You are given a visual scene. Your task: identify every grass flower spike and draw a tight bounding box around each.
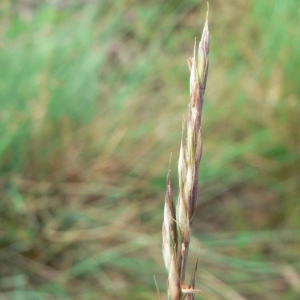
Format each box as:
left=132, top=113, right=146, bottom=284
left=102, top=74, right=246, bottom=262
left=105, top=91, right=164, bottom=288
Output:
left=162, top=8, right=209, bottom=300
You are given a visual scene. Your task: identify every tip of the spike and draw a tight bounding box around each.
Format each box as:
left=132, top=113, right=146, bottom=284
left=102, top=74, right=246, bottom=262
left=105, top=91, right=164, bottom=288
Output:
left=168, top=153, right=172, bottom=168
left=205, top=2, right=209, bottom=25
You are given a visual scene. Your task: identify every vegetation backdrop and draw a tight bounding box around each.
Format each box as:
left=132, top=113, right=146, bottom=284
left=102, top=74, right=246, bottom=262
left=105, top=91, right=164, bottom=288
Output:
left=1, top=0, right=300, bottom=299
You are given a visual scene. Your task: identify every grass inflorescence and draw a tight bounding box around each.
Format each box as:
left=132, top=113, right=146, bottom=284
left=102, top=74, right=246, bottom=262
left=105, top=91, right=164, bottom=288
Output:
left=162, top=10, right=209, bottom=300
left=1, top=1, right=300, bottom=299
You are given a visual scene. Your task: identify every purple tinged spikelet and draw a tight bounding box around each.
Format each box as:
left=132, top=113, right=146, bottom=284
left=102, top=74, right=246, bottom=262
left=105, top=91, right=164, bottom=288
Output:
left=168, top=252, right=181, bottom=299
left=162, top=168, right=177, bottom=272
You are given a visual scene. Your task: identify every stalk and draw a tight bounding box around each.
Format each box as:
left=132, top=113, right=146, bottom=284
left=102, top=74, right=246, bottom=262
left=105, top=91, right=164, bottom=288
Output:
left=162, top=8, right=209, bottom=300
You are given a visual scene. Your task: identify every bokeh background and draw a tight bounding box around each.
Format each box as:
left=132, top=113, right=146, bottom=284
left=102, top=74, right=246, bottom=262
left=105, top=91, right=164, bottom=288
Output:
left=1, top=0, right=300, bottom=299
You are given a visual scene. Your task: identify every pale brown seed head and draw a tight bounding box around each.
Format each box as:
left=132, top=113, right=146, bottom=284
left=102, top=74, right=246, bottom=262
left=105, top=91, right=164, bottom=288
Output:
left=162, top=6, right=209, bottom=299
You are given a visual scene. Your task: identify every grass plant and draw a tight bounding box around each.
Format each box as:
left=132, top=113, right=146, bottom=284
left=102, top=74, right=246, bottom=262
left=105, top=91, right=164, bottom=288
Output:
left=0, top=1, right=300, bottom=299
left=162, top=11, right=209, bottom=299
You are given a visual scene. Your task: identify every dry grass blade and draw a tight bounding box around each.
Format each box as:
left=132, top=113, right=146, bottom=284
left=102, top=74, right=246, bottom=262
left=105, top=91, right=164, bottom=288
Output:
left=162, top=7, right=210, bottom=300
left=201, top=271, right=248, bottom=300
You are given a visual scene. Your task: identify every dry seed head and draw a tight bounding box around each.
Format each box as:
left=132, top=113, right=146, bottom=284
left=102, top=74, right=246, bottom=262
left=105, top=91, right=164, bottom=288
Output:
left=162, top=6, right=209, bottom=299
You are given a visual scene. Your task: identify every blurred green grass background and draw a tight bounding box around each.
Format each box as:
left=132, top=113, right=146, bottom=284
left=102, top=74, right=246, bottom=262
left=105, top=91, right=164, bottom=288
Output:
left=1, top=0, right=300, bottom=299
